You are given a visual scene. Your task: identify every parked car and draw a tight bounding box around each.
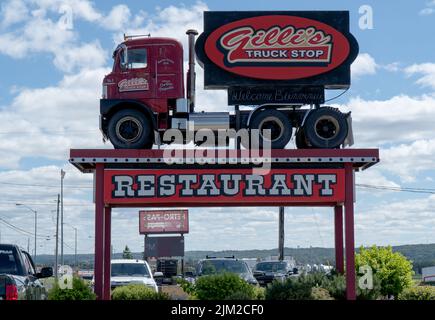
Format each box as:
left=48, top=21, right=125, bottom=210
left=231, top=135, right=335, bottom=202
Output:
left=110, top=259, right=159, bottom=292
left=252, top=260, right=298, bottom=287
left=0, top=244, right=53, bottom=300
left=195, top=256, right=258, bottom=285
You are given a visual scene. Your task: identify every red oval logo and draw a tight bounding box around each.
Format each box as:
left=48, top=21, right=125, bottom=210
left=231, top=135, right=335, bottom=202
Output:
left=204, top=15, right=351, bottom=80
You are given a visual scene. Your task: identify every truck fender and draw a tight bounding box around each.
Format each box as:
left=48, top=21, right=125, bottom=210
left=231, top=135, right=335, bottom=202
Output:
left=246, top=103, right=294, bottom=127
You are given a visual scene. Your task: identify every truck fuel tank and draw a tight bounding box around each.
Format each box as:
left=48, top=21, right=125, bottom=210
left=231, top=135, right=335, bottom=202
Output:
left=188, top=112, right=230, bottom=130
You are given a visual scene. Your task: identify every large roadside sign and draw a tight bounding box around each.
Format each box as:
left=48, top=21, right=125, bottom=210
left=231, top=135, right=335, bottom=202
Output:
left=104, top=168, right=345, bottom=206
left=144, top=236, right=185, bottom=258
left=195, top=11, right=359, bottom=90
left=139, top=210, right=189, bottom=234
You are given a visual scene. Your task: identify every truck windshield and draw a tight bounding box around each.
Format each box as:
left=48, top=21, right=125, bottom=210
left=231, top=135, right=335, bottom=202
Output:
left=122, top=48, right=147, bottom=69
left=111, top=263, right=150, bottom=277
left=254, top=262, right=287, bottom=272
left=0, top=247, right=19, bottom=275
left=199, top=260, right=249, bottom=275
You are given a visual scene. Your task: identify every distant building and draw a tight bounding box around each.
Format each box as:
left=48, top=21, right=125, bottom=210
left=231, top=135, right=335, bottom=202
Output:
left=422, top=266, right=435, bottom=283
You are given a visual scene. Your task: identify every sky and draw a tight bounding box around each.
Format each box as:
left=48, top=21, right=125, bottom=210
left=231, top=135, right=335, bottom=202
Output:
left=0, top=0, right=435, bottom=257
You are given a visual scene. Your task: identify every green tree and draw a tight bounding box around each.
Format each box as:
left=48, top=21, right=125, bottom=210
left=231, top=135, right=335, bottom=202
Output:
left=122, top=245, right=133, bottom=259
left=355, top=245, right=414, bottom=299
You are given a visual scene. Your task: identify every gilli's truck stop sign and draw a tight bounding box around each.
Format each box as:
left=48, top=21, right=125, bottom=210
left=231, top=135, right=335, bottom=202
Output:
left=195, top=11, right=359, bottom=89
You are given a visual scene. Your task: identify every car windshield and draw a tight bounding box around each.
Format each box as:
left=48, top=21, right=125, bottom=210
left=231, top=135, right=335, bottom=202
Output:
left=111, top=263, right=150, bottom=277
left=199, top=260, right=249, bottom=275
left=0, top=248, right=19, bottom=275
left=254, top=262, right=287, bottom=272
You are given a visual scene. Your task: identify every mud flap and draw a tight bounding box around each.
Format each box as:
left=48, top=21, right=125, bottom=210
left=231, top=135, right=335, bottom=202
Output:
left=343, top=112, right=354, bottom=147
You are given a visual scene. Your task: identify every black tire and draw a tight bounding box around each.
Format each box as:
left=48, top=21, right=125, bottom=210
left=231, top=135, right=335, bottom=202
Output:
left=249, top=109, right=292, bottom=149
left=295, top=129, right=311, bottom=149
left=107, top=109, right=153, bottom=149
left=303, top=107, right=348, bottom=149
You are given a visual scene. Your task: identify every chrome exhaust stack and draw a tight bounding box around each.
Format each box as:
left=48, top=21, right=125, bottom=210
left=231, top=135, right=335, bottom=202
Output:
left=186, top=29, right=198, bottom=113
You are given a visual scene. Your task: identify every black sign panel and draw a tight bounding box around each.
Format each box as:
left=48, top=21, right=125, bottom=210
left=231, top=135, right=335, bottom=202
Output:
left=228, top=86, right=325, bottom=105
left=195, top=11, right=359, bottom=90
left=144, top=236, right=184, bottom=257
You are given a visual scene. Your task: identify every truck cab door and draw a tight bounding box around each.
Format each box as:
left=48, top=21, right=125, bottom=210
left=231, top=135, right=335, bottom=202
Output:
left=117, top=45, right=155, bottom=100
left=155, top=43, right=184, bottom=99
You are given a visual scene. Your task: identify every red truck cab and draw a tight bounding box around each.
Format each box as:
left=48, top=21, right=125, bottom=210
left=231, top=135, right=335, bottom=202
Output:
left=100, top=36, right=185, bottom=148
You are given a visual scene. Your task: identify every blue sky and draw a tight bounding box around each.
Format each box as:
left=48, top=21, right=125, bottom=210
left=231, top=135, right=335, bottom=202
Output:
left=1, top=0, right=435, bottom=256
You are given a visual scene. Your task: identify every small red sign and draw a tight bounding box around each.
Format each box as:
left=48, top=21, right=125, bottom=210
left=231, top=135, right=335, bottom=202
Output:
left=104, top=168, right=345, bottom=206
left=139, top=210, right=189, bottom=234
left=204, top=15, right=351, bottom=80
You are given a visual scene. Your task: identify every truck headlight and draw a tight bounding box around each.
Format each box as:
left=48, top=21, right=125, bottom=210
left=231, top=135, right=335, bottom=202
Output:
left=102, top=84, right=108, bottom=99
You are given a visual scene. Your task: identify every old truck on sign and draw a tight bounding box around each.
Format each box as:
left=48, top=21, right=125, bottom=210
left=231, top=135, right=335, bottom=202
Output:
left=99, top=11, right=359, bottom=150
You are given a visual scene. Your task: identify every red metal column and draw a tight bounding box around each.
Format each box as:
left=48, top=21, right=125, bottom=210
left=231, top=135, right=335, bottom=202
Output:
left=334, top=205, right=344, bottom=274
left=103, top=206, right=112, bottom=300
left=344, top=163, right=356, bottom=300
left=94, top=163, right=105, bottom=300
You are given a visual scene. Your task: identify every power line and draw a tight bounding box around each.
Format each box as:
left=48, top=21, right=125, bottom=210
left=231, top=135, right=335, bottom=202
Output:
left=356, top=184, right=435, bottom=194
left=0, top=129, right=99, bottom=135
left=0, top=182, right=92, bottom=189
left=0, top=217, right=51, bottom=239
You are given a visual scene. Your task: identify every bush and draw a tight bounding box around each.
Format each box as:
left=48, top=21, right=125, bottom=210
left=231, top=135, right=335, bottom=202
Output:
left=322, top=274, right=346, bottom=300
left=356, top=245, right=414, bottom=298
left=194, top=273, right=255, bottom=300
left=111, top=284, right=170, bottom=300
left=398, top=286, right=435, bottom=300
left=48, top=277, right=96, bottom=300
left=311, top=287, right=334, bottom=300
left=265, top=274, right=318, bottom=300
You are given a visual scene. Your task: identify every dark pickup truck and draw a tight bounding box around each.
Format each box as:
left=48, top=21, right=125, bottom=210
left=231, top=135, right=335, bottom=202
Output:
left=0, top=244, right=53, bottom=300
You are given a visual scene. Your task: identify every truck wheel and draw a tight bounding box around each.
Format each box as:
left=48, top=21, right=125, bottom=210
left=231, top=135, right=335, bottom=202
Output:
left=107, top=109, right=153, bottom=149
left=250, top=109, right=292, bottom=149
left=303, top=107, right=348, bottom=149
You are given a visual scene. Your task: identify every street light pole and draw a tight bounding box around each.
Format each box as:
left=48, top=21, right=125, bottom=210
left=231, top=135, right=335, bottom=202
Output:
left=16, top=204, right=37, bottom=259
left=61, top=169, right=65, bottom=265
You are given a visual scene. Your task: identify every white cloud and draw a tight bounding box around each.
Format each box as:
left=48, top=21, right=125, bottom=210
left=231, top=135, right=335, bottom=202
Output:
left=0, top=67, right=109, bottom=169
left=53, top=41, right=107, bottom=73
left=419, top=7, right=435, bottom=15
left=352, top=53, right=378, bottom=78
left=405, top=63, right=435, bottom=90
left=419, top=0, right=435, bottom=15
left=0, top=0, right=29, bottom=28
left=29, top=0, right=102, bottom=22
left=100, top=4, right=131, bottom=31
left=341, top=94, right=435, bottom=146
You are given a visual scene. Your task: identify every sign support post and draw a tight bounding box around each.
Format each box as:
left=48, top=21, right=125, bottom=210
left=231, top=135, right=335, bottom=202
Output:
left=94, top=163, right=105, bottom=300
left=278, top=207, right=285, bottom=261
left=344, top=163, right=356, bottom=300
left=334, top=205, right=344, bottom=274
left=103, top=206, right=111, bottom=300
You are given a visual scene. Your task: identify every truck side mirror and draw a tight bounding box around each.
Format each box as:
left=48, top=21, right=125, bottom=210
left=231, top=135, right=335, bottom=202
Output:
left=38, top=267, right=53, bottom=278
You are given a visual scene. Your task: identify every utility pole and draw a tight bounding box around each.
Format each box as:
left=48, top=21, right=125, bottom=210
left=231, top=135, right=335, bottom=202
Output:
left=74, top=227, right=77, bottom=269
left=55, top=194, right=60, bottom=281
left=60, top=169, right=65, bottom=265
left=278, top=207, right=285, bottom=261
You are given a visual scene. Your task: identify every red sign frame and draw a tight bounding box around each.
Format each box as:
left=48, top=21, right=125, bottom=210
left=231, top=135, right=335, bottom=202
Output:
left=205, top=15, right=350, bottom=80
left=104, top=168, right=345, bottom=207
left=139, top=210, right=189, bottom=234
